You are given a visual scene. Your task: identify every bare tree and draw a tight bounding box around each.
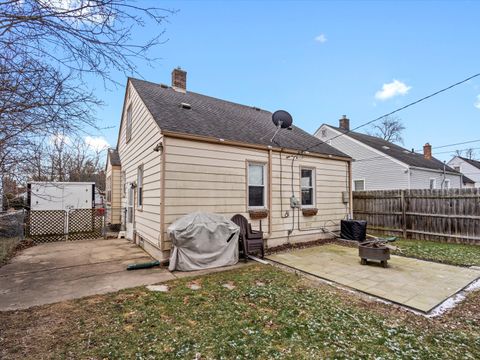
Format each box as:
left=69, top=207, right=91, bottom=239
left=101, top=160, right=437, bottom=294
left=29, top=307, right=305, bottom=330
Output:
left=455, top=148, right=477, bottom=160
left=0, top=0, right=174, bottom=204
left=22, top=134, right=107, bottom=189
left=368, top=116, right=406, bottom=144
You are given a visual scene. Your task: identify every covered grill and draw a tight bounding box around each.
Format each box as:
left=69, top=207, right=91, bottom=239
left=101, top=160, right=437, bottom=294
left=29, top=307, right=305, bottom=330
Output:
left=168, top=212, right=240, bottom=271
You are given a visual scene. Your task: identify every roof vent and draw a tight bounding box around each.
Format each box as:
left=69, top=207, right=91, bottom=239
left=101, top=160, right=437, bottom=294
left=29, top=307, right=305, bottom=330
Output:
left=160, top=83, right=169, bottom=89
left=180, top=102, right=191, bottom=109
left=252, top=106, right=261, bottom=111
left=382, top=145, right=390, bottom=150
left=403, top=150, right=410, bottom=154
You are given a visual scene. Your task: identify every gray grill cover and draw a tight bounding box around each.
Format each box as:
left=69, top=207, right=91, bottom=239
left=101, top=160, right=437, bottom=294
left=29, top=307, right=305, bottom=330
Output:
left=168, top=212, right=240, bottom=271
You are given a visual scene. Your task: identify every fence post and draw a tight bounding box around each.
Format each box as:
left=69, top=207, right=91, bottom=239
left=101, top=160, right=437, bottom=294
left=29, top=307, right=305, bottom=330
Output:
left=401, top=189, right=407, bottom=239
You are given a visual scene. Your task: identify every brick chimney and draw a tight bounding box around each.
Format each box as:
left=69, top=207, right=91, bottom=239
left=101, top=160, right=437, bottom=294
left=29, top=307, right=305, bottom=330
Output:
left=171, top=67, right=186, bottom=92
left=423, top=143, right=432, bottom=160
left=339, top=115, right=350, bottom=131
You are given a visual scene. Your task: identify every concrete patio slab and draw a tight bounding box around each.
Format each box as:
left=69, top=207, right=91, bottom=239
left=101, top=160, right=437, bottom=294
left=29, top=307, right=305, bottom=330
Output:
left=0, top=239, right=175, bottom=311
left=268, top=244, right=480, bottom=313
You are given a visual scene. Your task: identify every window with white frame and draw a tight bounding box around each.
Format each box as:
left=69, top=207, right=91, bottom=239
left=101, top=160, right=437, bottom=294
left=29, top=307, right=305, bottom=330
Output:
left=126, top=105, right=132, bottom=142
left=354, top=179, right=365, bottom=191
left=429, top=178, right=436, bottom=190
left=137, top=165, right=143, bottom=208
left=127, top=186, right=133, bottom=223
left=301, top=168, right=315, bottom=206
left=444, top=179, right=451, bottom=189
left=248, top=163, right=265, bottom=208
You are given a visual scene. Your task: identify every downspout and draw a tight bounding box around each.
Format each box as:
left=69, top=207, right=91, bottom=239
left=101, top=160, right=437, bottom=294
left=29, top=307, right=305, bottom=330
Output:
left=441, top=161, right=446, bottom=189
left=279, top=149, right=289, bottom=219
left=348, top=160, right=353, bottom=219
left=287, top=155, right=297, bottom=236
left=160, top=136, right=167, bottom=250
left=267, top=148, right=272, bottom=237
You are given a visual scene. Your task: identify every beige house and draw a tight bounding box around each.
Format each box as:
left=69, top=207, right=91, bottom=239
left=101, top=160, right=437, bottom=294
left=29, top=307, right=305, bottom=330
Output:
left=106, top=68, right=352, bottom=261
left=105, top=149, right=122, bottom=229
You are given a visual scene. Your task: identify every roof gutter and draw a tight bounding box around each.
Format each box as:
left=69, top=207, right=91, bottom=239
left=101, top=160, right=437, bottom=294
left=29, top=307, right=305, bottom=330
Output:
left=408, top=165, right=461, bottom=176
left=161, top=130, right=352, bottom=162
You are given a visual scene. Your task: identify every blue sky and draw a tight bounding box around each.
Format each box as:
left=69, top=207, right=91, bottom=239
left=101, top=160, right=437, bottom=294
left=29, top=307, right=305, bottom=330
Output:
left=92, top=0, right=480, bottom=162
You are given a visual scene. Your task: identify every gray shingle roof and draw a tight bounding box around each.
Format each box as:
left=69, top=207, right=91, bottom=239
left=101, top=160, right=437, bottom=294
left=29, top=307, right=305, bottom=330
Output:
left=129, top=78, right=349, bottom=159
left=327, top=125, right=459, bottom=173
left=108, top=149, right=121, bottom=166
left=458, top=156, right=480, bottom=170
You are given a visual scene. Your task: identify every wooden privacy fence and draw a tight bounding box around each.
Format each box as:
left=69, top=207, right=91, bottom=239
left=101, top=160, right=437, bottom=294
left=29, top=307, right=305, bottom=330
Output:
left=353, top=188, right=480, bottom=244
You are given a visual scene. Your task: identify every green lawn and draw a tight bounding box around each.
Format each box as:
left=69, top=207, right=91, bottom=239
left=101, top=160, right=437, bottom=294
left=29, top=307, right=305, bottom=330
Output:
left=1, top=264, right=479, bottom=359
left=393, top=239, right=480, bottom=267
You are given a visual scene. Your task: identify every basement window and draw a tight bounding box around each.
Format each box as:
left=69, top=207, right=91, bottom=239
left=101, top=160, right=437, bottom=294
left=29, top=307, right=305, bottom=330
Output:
left=248, top=163, right=266, bottom=208
left=301, top=168, right=315, bottom=207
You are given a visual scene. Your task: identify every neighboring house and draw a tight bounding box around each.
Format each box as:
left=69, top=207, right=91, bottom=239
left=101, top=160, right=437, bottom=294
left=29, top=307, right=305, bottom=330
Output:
left=106, top=68, right=352, bottom=261
left=314, top=117, right=464, bottom=191
left=447, top=156, right=480, bottom=188
left=105, top=149, right=122, bottom=229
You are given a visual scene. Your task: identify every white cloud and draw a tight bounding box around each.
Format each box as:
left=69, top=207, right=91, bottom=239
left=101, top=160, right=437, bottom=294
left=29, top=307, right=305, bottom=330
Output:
left=475, top=95, right=480, bottom=109
left=85, top=136, right=109, bottom=151
left=374, top=80, right=412, bottom=101
left=314, top=34, right=327, bottom=43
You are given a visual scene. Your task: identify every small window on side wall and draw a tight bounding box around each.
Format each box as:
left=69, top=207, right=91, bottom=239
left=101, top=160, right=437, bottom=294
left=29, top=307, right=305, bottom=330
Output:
left=354, top=179, right=365, bottom=191
left=248, top=163, right=265, bottom=208
left=444, top=179, right=450, bottom=189
left=301, top=168, right=315, bottom=207
left=137, top=165, right=143, bottom=208
left=126, top=105, right=132, bottom=142
left=429, top=178, right=436, bottom=190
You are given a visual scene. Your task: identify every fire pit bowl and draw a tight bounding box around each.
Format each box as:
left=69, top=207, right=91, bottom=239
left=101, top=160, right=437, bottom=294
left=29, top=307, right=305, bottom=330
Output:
left=359, top=243, right=390, bottom=268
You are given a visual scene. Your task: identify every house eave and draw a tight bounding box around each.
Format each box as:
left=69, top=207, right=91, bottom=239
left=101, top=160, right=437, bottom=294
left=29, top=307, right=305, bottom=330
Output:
left=408, top=165, right=461, bottom=176
left=161, top=130, right=352, bottom=162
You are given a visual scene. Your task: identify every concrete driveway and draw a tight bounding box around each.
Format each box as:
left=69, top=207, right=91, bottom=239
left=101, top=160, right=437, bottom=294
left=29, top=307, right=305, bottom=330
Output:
left=0, top=239, right=175, bottom=311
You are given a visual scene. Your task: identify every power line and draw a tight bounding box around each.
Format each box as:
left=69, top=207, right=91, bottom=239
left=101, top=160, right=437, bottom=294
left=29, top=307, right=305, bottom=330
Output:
left=434, top=146, right=480, bottom=155
left=303, top=72, right=480, bottom=153
left=414, top=138, right=480, bottom=152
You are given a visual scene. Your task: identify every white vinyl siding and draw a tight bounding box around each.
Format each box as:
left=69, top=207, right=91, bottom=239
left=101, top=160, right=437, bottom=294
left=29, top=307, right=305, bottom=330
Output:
left=447, top=156, right=480, bottom=187
left=410, top=168, right=461, bottom=190
left=315, top=125, right=409, bottom=190
left=117, top=82, right=163, bottom=250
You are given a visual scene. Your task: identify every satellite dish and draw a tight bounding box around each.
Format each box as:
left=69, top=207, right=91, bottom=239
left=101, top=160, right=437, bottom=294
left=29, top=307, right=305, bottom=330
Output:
left=272, top=110, right=293, bottom=129
left=270, top=110, right=293, bottom=143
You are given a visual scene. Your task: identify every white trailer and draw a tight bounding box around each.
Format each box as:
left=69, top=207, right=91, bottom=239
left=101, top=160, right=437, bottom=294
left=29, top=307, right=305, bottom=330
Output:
left=27, top=182, right=98, bottom=239
left=28, top=182, right=95, bottom=211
